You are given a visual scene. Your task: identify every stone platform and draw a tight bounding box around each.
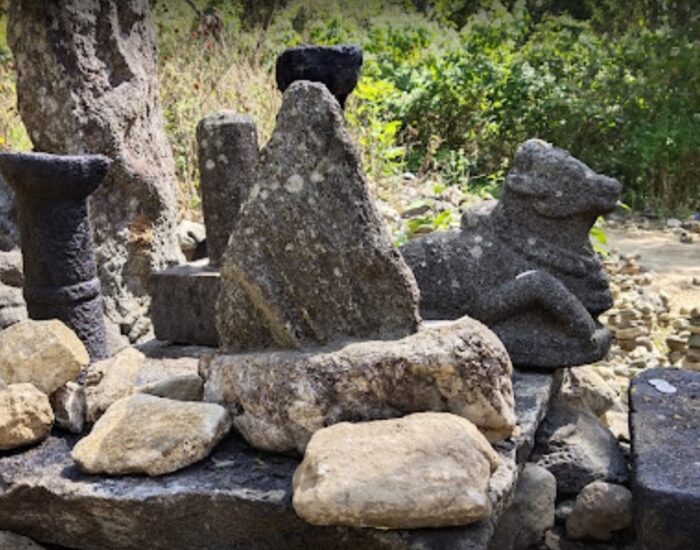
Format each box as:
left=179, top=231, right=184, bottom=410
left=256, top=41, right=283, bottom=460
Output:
left=0, top=372, right=553, bottom=550
left=630, top=367, right=700, bottom=550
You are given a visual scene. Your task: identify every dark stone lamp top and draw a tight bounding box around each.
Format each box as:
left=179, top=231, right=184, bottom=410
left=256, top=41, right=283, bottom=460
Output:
left=275, top=44, right=363, bottom=108
left=0, top=152, right=111, bottom=200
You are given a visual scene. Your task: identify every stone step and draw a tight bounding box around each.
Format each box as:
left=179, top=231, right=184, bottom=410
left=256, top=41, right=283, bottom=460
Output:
left=0, top=370, right=553, bottom=550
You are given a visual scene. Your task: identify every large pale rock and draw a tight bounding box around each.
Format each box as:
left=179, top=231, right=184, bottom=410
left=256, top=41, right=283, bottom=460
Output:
left=293, top=413, right=500, bottom=529
left=217, top=80, right=420, bottom=351
left=202, top=316, right=515, bottom=453
left=489, top=464, right=556, bottom=550
left=532, top=400, right=628, bottom=496
left=566, top=481, right=632, bottom=541
left=72, top=394, right=230, bottom=476
left=0, top=383, right=54, bottom=450
left=8, top=0, right=182, bottom=340
left=0, top=319, right=88, bottom=395
left=85, top=347, right=203, bottom=423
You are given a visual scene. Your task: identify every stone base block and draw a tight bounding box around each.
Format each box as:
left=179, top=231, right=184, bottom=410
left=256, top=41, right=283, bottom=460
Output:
left=0, top=371, right=553, bottom=550
left=149, top=260, right=220, bottom=347
left=630, top=367, right=700, bottom=550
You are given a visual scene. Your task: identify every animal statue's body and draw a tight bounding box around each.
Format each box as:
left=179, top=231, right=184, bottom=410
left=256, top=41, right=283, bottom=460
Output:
left=402, top=139, right=622, bottom=368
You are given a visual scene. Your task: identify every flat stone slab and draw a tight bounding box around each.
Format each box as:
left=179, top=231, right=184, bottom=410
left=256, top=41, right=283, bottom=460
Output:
left=630, top=367, right=700, bottom=550
left=149, top=260, right=220, bottom=347
left=0, top=370, right=553, bottom=550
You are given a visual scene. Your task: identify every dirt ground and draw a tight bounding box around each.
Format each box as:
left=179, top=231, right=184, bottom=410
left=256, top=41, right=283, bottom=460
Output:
left=607, top=228, right=700, bottom=311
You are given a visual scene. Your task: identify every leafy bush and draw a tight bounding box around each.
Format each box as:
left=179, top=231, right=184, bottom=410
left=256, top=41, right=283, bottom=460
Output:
left=0, top=0, right=697, bottom=215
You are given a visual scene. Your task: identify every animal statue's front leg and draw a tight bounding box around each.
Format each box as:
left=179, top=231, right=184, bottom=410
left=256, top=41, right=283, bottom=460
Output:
left=470, top=269, right=597, bottom=338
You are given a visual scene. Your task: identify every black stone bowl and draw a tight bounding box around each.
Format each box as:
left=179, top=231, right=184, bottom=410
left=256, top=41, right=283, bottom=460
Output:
left=0, top=151, right=111, bottom=199
left=275, top=45, right=363, bottom=108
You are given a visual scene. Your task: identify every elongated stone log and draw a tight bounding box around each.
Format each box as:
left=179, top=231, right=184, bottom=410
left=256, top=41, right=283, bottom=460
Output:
left=0, top=152, right=111, bottom=361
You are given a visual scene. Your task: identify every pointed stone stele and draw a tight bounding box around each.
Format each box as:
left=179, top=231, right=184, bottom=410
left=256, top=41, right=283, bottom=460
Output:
left=292, top=413, right=501, bottom=529
left=217, top=80, right=420, bottom=351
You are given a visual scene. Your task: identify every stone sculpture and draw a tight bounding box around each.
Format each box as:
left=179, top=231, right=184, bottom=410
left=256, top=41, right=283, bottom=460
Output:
left=217, top=81, right=420, bottom=351
left=0, top=152, right=110, bottom=360
left=276, top=45, right=363, bottom=108
left=402, top=139, right=622, bottom=367
left=8, top=0, right=182, bottom=342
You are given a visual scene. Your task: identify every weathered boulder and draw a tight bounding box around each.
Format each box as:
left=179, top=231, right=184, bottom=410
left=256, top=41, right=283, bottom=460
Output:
left=276, top=45, right=363, bottom=108
left=202, top=316, right=515, bottom=453
left=0, top=319, right=88, bottom=395
left=293, top=413, right=500, bottom=529
left=630, top=367, right=700, bottom=550
left=50, top=381, right=86, bottom=434
left=217, top=80, right=420, bottom=351
left=402, top=139, right=620, bottom=368
left=565, top=481, right=632, bottom=542
left=559, top=366, right=617, bottom=416
left=72, top=394, right=230, bottom=476
left=532, top=400, right=628, bottom=496
left=85, top=346, right=203, bottom=423
left=8, top=0, right=182, bottom=340
left=0, top=383, right=54, bottom=450
left=0, top=250, right=25, bottom=329
left=489, top=464, right=556, bottom=550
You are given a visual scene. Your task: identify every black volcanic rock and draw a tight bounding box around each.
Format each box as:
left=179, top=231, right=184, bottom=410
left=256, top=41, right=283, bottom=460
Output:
left=276, top=45, right=363, bottom=107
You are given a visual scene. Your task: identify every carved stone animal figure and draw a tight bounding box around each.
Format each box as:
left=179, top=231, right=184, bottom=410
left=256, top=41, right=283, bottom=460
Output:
left=401, top=139, right=622, bottom=368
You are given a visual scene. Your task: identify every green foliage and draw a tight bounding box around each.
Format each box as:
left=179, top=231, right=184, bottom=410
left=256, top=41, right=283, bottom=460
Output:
left=0, top=0, right=697, bottom=216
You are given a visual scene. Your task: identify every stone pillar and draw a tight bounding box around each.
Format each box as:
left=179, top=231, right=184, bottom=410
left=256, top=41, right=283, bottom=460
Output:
left=196, top=113, right=259, bottom=266
left=8, top=0, right=182, bottom=342
left=0, top=152, right=110, bottom=361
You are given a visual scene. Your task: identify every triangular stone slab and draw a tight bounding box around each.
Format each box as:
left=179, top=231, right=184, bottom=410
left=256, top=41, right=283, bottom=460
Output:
left=217, top=81, right=420, bottom=351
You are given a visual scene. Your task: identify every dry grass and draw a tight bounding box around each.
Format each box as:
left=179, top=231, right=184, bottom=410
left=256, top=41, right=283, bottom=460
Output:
left=158, top=31, right=281, bottom=220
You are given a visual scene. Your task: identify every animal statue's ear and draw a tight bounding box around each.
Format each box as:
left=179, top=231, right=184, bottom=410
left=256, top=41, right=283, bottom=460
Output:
left=505, top=172, right=546, bottom=197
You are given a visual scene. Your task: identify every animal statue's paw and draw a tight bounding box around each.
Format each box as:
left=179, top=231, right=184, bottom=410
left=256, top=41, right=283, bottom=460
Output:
left=493, top=319, right=612, bottom=369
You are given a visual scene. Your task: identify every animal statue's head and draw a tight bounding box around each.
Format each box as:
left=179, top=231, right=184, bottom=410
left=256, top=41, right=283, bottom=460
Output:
left=503, top=139, right=622, bottom=219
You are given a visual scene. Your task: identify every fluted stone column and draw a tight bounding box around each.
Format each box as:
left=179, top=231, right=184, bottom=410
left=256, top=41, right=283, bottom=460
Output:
left=0, top=152, right=110, bottom=360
